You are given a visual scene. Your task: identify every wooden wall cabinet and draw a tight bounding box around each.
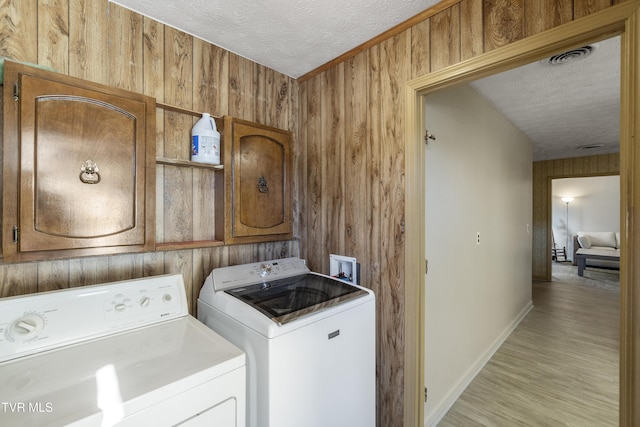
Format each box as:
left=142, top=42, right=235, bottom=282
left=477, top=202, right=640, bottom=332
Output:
left=2, top=60, right=156, bottom=262
left=221, top=117, right=292, bottom=244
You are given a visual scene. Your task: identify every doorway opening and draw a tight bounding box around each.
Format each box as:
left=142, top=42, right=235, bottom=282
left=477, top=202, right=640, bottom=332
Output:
left=404, top=2, right=640, bottom=425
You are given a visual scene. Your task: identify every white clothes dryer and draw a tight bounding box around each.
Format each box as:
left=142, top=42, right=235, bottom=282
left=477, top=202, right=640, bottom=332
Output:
left=0, top=274, right=246, bottom=427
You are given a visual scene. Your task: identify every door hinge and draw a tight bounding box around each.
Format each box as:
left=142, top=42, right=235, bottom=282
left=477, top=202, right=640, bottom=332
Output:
left=424, top=387, right=428, bottom=402
left=12, top=226, right=18, bottom=244
left=425, top=129, right=436, bottom=144
left=13, top=83, right=19, bottom=101
left=425, top=259, right=428, bottom=275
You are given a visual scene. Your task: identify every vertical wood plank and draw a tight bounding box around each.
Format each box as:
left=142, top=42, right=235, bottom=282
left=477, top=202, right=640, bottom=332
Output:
left=228, top=54, right=254, bottom=119
left=254, top=64, right=267, bottom=124
left=107, top=3, right=143, bottom=92
left=69, top=256, right=110, bottom=287
left=163, top=27, right=193, bottom=243
left=0, top=264, right=37, bottom=297
left=143, top=252, right=165, bottom=277
left=37, top=260, right=70, bottom=292
left=228, top=244, right=258, bottom=266
left=192, top=169, right=216, bottom=241
left=0, top=0, right=37, bottom=63
left=212, top=45, right=230, bottom=117
left=461, top=0, right=484, bottom=61
left=296, top=81, right=308, bottom=250
left=344, top=52, right=369, bottom=274
left=574, top=0, right=614, bottom=19
left=367, top=42, right=384, bottom=424
left=321, top=63, right=346, bottom=262
left=164, top=27, right=193, bottom=109
left=191, top=248, right=206, bottom=316
left=305, top=75, right=323, bottom=271
left=430, top=4, right=461, bottom=72
left=163, top=27, right=192, bottom=166
left=193, top=38, right=225, bottom=115
left=143, top=17, right=165, bottom=243
left=107, top=254, right=143, bottom=282
left=483, top=0, right=525, bottom=52
left=267, top=68, right=291, bottom=130
left=143, top=18, right=165, bottom=100
left=379, top=30, right=411, bottom=427
left=289, top=76, right=301, bottom=241
left=192, top=38, right=221, bottom=242
left=524, top=0, right=573, bottom=37
left=69, top=0, right=108, bottom=83
left=411, top=20, right=430, bottom=78
left=164, top=166, right=194, bottom=242
left=38, top=0, right=69, bottom=73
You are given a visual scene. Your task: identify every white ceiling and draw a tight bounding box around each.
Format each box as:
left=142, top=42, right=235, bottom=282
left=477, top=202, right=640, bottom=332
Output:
left=109, top=0, right=440, bottom=79
left=471, top=36, right=620, bottom=161
left=109, top=0, right=620, bottom=162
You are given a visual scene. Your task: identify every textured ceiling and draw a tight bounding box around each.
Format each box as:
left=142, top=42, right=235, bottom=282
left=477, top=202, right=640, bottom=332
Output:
left=108, top=1, right=620, bottom=162
left=109, top=0, right=440, bottom=78
left=471, top=36, right=620, bottom=162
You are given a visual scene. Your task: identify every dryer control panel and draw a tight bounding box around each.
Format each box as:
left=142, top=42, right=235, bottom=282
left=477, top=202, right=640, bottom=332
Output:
left=0, top=274, right=188, bottom=363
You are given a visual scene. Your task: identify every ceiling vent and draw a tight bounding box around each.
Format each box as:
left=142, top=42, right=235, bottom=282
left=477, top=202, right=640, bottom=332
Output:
left=547, top=46, right=594, bottom=65
left=576, top=143, right=605, bottom=150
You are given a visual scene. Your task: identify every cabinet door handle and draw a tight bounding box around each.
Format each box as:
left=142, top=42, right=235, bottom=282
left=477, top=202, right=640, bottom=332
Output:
left=79, top=159, right=101, bottom=184
left=258, top=176, right=269, bottom=193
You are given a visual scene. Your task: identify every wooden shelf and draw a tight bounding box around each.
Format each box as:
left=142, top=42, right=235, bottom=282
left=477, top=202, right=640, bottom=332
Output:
left=156, top=101, right=221, bottom=120
left=156, top=157, right=224, bottom=170
left=155, top=239, right=225, bottom=251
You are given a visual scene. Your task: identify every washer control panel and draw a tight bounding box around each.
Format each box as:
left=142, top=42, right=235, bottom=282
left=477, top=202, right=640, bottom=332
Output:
left=212, top=257, right=310, bottom=291
left=0, top=274, right=188, bottom=363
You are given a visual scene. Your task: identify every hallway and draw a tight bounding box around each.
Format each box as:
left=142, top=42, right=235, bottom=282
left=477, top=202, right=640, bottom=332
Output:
left=438, top=279, right=619, bottom=426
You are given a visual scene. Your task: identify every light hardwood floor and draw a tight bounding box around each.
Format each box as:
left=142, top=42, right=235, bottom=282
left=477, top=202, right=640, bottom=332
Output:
left=438, top=279, right=619, bottom=426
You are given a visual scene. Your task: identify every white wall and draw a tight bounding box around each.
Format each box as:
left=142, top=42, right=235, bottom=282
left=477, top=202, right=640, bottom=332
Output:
left=552, top=176, right=620, bottom=260
left=424, top=84, right=533, bottom=425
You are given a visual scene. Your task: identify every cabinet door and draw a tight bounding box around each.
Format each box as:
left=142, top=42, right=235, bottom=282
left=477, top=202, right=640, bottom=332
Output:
left=224, top=118, right=292, bottom=244
left=2, top=60, right=155, bottom=262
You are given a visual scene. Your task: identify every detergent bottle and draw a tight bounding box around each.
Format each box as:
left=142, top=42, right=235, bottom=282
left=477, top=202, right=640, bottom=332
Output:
left=191, top=113, right=220, bottom=164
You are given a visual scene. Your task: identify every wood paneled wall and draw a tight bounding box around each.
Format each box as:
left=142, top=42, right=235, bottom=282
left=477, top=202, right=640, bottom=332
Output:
left=0, top=0, right=300, bottom=315
left=297, top=0, right=624, bottom=425
left=532, top=153, right=620, bottom=280
left=0, top=0, right=628, bottom=425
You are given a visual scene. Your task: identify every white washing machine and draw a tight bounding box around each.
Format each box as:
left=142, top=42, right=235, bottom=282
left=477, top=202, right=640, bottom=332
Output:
left=0, top=274, right=246, bottom=427
left=197, top=257, right=375, bottom=427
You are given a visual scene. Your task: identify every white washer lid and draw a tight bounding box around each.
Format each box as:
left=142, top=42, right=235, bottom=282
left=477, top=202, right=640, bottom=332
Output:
left=0, top=316, right=244, bottom=426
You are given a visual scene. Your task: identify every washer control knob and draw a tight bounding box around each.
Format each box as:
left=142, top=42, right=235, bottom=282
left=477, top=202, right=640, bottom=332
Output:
left=140, top=296, right=151, bottom=307
left=163, top=294, right=172, bottom=303
left=115, top=303, right=126, bottom=312
left=259, top=263, right=272, bottom=277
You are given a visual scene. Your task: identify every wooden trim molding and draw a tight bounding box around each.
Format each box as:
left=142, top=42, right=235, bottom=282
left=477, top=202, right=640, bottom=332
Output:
left=404, top=1, right=640, bottom=425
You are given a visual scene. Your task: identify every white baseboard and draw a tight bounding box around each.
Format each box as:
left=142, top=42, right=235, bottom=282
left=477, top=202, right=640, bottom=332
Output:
left=424, top=300, right=534, bottom=427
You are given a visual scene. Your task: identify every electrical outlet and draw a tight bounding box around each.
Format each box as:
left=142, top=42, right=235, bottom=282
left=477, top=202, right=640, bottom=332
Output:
left=476, top=232, right=480, bottom=245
